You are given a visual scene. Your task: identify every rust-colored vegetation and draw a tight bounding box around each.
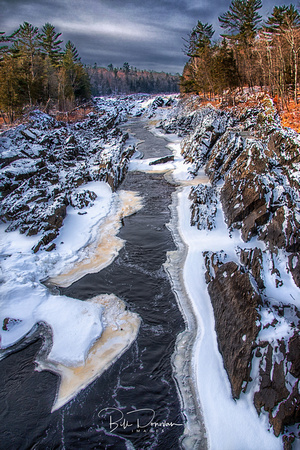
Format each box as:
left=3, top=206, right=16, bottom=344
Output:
left=279, top=99, right=300, bottom=133
left=54, top=105, right=97, bottom=123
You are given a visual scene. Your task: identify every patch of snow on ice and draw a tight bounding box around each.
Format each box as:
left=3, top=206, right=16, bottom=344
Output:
left=36, top=294, right=103, bottom=366
left=0, top=181, right=115, bottom=366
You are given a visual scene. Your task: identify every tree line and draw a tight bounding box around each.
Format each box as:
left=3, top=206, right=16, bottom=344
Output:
left=0, top=22, right=91, bottom=122
left=181, top=0, right=300, bottom=107
left=88, top=63, right=180, bottom=96
left=0, top=22, right=179, bottom=123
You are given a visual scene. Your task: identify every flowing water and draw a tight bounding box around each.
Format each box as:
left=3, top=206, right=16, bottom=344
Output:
left=0, top=117, right=192, bottom=449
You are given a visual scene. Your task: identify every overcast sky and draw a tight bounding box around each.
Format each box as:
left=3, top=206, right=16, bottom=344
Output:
left=0, top=0, right=289, bottom=74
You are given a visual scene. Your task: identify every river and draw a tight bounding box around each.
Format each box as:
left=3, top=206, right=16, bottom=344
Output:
left=0, top=116, right=204, bottom=449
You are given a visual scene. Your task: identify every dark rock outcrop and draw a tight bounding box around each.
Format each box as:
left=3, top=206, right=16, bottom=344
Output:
left=239, top=247, right=265, bottom=290
left=271, top=381, right=300, bottom=437
left=149, top=155, right=174, bottom=165
left=204, top=255, right=261, bottom=398
left=254, top=343, right=290, bottom=429
left=287, top=333, right=300, bottom=378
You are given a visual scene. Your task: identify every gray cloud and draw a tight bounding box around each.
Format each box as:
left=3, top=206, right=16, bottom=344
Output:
left=0, top=0, right=290, bottom=74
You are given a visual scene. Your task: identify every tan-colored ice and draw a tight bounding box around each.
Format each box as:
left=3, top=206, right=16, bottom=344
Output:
left=36, top=294, right=141, bottom=411
left=39, top=190, right=143, bottom=411
left=49, top=190, right=143, bottom=288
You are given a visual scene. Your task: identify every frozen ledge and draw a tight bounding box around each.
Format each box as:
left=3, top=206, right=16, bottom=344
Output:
left=164, top=187, right=208, bottom=450
left=36, top=294, right=141, bottom=411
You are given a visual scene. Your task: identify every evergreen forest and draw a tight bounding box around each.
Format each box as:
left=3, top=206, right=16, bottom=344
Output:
left=0, top=22, right=91, bottom=122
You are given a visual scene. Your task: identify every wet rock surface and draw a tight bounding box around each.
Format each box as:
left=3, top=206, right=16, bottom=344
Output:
left=161, top=95, right=300, bottom=444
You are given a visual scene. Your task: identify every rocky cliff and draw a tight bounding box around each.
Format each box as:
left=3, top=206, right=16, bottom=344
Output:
left=161, top=94, right=300, bottom=447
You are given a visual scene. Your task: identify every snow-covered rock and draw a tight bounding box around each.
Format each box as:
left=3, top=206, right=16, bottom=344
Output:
left=167, top=94, right=300, bottom=443
left=0, top=105, right=134, bottom=252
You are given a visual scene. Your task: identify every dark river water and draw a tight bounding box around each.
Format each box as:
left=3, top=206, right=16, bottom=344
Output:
left=0, top=118, right=186, bottom=449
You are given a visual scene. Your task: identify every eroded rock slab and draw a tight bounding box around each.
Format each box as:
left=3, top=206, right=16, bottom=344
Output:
left=204, top=254, right=261, bottom=398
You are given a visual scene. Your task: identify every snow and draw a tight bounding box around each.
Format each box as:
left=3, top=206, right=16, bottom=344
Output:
left=129, top=156, right=174, bottom=173
left=39, top=295, right=103, bottom=366
left=102, top=99, right=282, bottom=447
left=51, top=181, right=113, bottom=274
left=261, top=248, right=300, bottom=309
left=44, top=294, right=141, bottom=411
left=49, top=189, right=143, bottom=288
left=0, top=181, right=114, bottom=365
left=121, top=100, right=285, bottom=446
left=0, top=94, right=170, bottom=368
left=1, top=94, right=297, bottom=443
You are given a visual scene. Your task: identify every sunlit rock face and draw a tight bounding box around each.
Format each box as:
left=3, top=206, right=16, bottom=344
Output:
left=162, top=94, right=300, bottom=442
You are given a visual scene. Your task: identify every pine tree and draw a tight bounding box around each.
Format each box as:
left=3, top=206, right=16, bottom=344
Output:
left=0, top=32, right=9, bottom=60
left=64, top=40, right=80, bottom=63
left=184, top=21, right=214, bottom=57
left=211, top=39, right=239, bottom=96
left=13, top=22, right=41, bottom=70
left=122, top=62, right=130, bottom=73
left=39, top=23, right=63, bottom=66
left=12, top=22, right=43, bottom=105
left=219, top=0, right=262, bottom=88
left=59, top=41, right=90, bottom=108
left=219, top=0, right=262, bottom=46
left=182, top=21, right=215, bottom=96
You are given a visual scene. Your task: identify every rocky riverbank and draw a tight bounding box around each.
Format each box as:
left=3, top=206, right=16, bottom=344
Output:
left=0, top=95, right=175, bottom=253
left=160, top=94, right=300, bottom=448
